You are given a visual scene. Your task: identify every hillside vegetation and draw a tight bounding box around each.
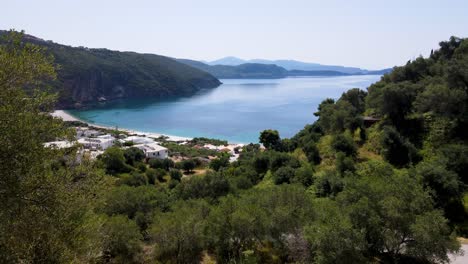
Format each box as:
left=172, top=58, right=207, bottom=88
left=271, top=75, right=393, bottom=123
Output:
left=1, top=31, right=467, bottom=263
left=0, top=30, right=221, bottom=109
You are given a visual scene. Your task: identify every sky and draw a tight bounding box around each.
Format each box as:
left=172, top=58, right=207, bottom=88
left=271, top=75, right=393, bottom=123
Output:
left=1, top=0, right=467, bottom=69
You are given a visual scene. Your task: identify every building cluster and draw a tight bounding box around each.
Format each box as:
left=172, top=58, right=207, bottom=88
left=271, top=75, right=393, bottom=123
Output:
left=44, top=127, right=168, bottom=160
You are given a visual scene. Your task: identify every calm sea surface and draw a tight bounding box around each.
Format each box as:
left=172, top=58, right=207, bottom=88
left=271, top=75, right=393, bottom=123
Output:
left=68, top=76, right=381, bottom=143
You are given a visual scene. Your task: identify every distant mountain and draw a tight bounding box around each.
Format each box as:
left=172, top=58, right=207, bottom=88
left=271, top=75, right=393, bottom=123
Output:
left=208, top=56, right=390, bottom=75
left=209, top=56, right=247, bottom=66
left=178, top=59, right=288, bottom=79
left=0, top=30, right=221, bottom=109
left=179, top=59, right=391, bottom=79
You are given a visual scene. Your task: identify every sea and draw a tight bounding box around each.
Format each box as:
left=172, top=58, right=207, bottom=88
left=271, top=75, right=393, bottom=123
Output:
left=68, top=75, right=381, bottom=143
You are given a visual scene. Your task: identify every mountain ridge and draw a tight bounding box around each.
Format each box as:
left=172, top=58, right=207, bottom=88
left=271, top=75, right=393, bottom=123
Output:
left=0, top=30, right=222, bottom=109
left=178, top=58, right=391, bottom=79
left=208, top=56, right=389, bottom=74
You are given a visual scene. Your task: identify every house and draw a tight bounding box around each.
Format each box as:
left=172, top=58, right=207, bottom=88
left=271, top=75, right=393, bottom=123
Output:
left=78, top=136, right=115, bottom=150
left=97, top=134, right=118, bottom=144
left=134, top=143, right=168, bottom=159
left=76, top=127, right=103, bottom=138
left=122, top=136, right=155, bottom=145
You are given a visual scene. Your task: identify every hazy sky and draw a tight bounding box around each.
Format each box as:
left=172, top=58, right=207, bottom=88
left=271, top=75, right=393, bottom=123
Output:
left=1, top=0, right=467, bottom=69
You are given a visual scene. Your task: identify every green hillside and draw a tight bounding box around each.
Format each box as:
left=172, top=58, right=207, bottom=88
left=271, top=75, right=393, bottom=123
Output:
left=178, top=59, right=289, bottom=78
left=2, top=30, right=468, bottom=263
left=0, top=30, right=221, bottom=108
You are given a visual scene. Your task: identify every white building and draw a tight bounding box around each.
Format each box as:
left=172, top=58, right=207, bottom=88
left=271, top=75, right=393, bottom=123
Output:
left=76, top=127, right=103, bottom=138
left=134, top=143, right=168, bottom=159
left=78, top=136, right=115, bottom=150
left=123, top=136, right=155, bottom=145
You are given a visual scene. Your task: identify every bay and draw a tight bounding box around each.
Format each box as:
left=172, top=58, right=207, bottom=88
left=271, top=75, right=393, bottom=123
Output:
left=68, top=75, right=381, bottom=143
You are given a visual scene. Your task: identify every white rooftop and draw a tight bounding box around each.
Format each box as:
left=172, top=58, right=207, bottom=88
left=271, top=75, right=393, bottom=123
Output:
left=124, top=136, right=155, bottom=144
left=134, top=142, right=167, bottom=152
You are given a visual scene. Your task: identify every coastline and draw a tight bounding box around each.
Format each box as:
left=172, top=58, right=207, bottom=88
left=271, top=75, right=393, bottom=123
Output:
left=51, top=110, right=193, bottom=142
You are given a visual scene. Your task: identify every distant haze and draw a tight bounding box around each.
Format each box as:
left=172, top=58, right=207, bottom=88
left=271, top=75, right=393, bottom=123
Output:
left=207, top=57, right=373, bottom=73
left=1, top=0, right=467, bottom=69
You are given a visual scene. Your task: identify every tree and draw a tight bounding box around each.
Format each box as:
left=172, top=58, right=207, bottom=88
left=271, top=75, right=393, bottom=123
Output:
left=175, top=172, right=230, bottom=201
left=305, top=199, right=366, bottom=264
left=169, top=169, right=183, bottom=181
left=210, top=155, right=230, bottom=171
left=151, top=200, right=209, bottom=263
left=207, top=185, right=314, bottom=262
left=99, top=185, right=171, bottom=227
left=123, top=147, right=145, bottom=166
left=119, top=172, right=148, bottom=187
left=292, top=164, right=314, bottom=187
left=149, top=159, right=164, bottom=169
left=380, top=126, right=420, bottom=167
left=162, top=158, right=175, bottom=171
left=336, top=163, right=460, bottom=262
left=154, top=168, right=167, bottom=182
left=101, top=216, right=143, bottom=263
left=331, top=133, right=357, bottom=157
left=339, top=88, right=367, bottom=114
left=315, top=99, right=362, bottom=133
left=182, top=159, right=196, bottom=173
left=415, top=160, right=463, bottom=222
left=100, top=147, right=132, bottom=175
left=272, top=166, right=295, bottom=184
left=252, top=154, right=270, bottom=174
left=145, top=168, right=157, bottom=185
left=259, top=129, right=281, bottom=149
left=0, top=30, right=104, bottom=262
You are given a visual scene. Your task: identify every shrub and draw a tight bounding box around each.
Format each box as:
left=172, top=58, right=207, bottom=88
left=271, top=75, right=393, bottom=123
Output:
left=101, top=216, right=143, bottom=262
left=273, top=166, right=295, bottom=185
left=169, top=169, right=183, bottom=181
left=119, top=172, right=148, bottom=187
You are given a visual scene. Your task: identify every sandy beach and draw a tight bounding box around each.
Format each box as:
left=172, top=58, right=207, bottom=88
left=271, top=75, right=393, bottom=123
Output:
left=51, top=110, right=192, bottom=142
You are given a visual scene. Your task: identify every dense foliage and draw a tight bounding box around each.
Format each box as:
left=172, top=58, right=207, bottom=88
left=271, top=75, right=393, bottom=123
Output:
left=1, top=31, right=467, bottom=263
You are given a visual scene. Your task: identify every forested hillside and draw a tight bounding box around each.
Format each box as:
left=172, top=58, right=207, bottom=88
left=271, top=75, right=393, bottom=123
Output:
left=0, top=30, right=221, bottom=109
left=1, top=31, right=467, bottom=263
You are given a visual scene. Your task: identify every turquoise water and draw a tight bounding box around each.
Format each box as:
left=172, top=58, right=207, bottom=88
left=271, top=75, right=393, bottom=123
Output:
left=69, top=76, right=381, bottom=143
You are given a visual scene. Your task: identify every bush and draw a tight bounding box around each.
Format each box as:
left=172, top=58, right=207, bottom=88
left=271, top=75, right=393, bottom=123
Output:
left=253, top=154, right=270, bottom=174
left=154, top=168, right=167, bottom=182
left=149, top=159, right=164, bottom=170
left=123, top=147, right=145, bottom=166
left=99, top=147, right=133, bottom=175
left=175, top=172, right=230, bottom=201
left=292, top=164, right=314, bottom=187
left=336, top=152, right=356, bottom=175
left=119, top=172, right=148, bottom=187
left=331, top=134, right=357, bottom=157
left=170, top=169, right=183, bottom=181
left=135, top=162, right=147, bottom=172
left=381, top=126, right=420, bottom=167
left=101, top=216, right=143, bottom=262
left=273, top=166, right=295, bottom=185
left=145, top=168, right=157, bottom=185
left=150, top=158, right=175, bottom=171
left=210, top=155, right=230, bottom=171
left=181, top=159, right=196, bottom=173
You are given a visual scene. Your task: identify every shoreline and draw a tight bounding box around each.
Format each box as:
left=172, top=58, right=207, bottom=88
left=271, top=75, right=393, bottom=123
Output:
left=51, top=110, right=193, bottom=142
